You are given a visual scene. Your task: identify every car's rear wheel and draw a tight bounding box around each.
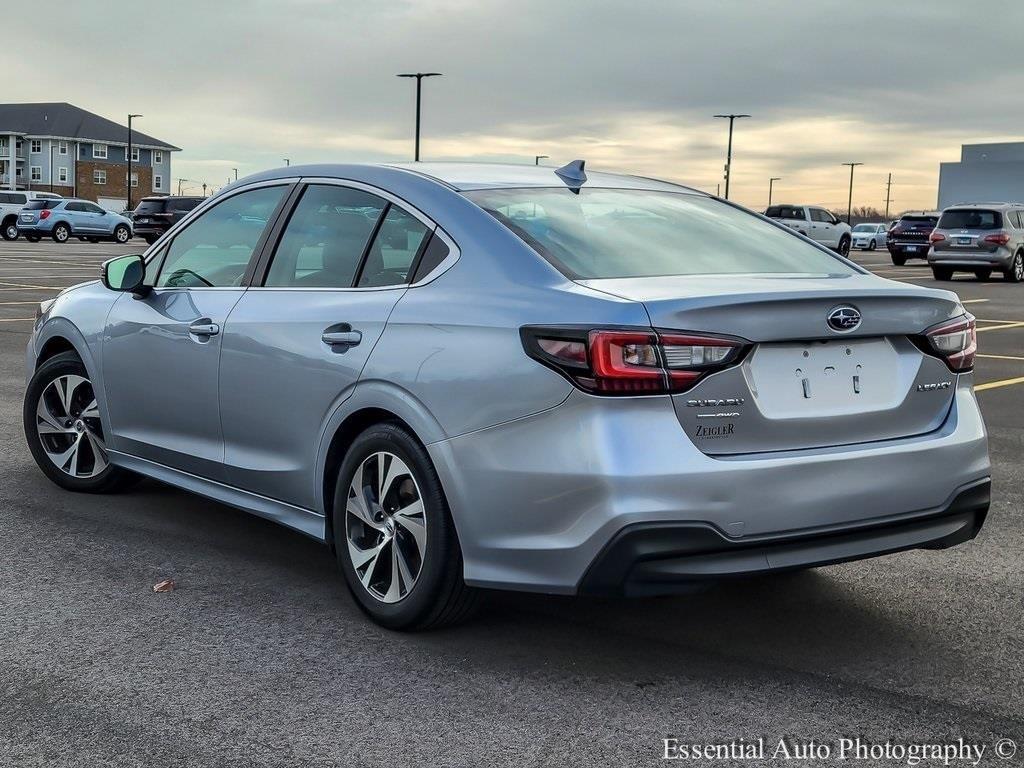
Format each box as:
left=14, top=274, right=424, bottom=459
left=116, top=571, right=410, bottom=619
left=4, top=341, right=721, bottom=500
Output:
left=144, top=235, right=159, bottom=246
left=52, top=223, right=70, bottom=243
left=23, top=352, right=137, bottom=493
left=3, top=218, right=19, bottom=241
left=25, top=235, right=40, bottom=242
left=333, top=422, right=479, bottom=630
left=1005, top=252, right=1024, bottom=283
left=932, top=266, right=953, bottom=281
left=891, top=254, right=906, bottom=267
left=113, top=224, right=131, bottom=244
left=974, top=269, right=992, bottom=281
left=837, top=236, right=851, bottom=257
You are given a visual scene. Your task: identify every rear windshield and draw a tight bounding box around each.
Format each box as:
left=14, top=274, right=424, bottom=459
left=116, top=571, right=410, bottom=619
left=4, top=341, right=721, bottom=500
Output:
left=899, top=216, right=938, bottom=226
left=169, top=198, right=202, bottom=212
left=765, top=205, right=804, bottom=220
left=25, top=200, right=61, bottom=210
left=466, top=188, right=853, bottom=279
left=134, top=199, right=167, bottom=214
left=938, top=209, right=1002, bottom=230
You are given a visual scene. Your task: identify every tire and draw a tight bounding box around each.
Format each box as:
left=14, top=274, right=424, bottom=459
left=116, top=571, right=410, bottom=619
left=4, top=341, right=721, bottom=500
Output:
left=1005, top=252, right=1024, bottom=283
left=333, top=422, right=479, bottom=630
left=869, top=239, right=877, bottom=251
left=2, top=218, right=19, bottom=241
left=113, top=224, right=131, bottom=244
left=25, top=235, right=40, bottom=243
left=974, top=269, right=992, bottom=281
left=891, top=254, right=906, bottom=267
left=52, top=223, right=70, bottom=243
left=837, top=236, right=851, bottom=257
left=144, top=235, right=159, bottom=246
left=23, top=351, right=137, bottom=493
left=932, top=266, right=953, bottom=281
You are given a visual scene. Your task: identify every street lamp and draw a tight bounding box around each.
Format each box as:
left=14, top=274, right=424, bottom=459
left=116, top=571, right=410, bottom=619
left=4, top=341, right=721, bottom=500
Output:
left=534, top=155, right=549, bottom=166
left=768, top=177, right=781, bottom=207
left=232, top=168, right=238, bottom=181
left=397, top=72, right=443, bottom=161
left=127, top=114, right=142, bottom=211
left=713, top=113, right=750, bottom=200
left=283, top=158, right=290, bottom=167
left=842, top=162, right=864, bottom=224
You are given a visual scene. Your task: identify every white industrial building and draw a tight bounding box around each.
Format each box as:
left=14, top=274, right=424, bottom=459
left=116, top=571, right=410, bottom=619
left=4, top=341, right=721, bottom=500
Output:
left=937, top=142, right=1024, bottom=208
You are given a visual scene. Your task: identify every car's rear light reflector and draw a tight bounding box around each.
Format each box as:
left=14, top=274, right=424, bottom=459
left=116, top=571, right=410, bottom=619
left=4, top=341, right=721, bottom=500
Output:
left=929, top=232, right=945, bottom=243
left=982, top=233, right=1010, bottom=246
left=521, top=326, right=749, bottom=396
left=923, top=314, right=976, bottom=372
left=39, top=210, right=51, bottom=220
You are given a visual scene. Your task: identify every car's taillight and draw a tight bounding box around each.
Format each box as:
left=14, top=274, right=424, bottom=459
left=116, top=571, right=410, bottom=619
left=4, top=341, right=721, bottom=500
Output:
left=982, top=232, right=1010, bottom=246
left=929, top=231, right=945, bottom=243
left=40, top=210, right=51, bottom=220
left=922, top=314, right=976, bottom=372
left=522, top=326, right=749, bottom=395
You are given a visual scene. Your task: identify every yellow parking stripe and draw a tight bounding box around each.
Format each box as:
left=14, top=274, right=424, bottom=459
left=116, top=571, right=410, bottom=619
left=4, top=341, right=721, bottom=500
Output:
left=976, top=321, right=1024, bottom=333
left=0, top=317, right=34, bottom=322
left=961, top=299, right=989, bottom=304
left=977, top=353, right=1024, bottom=362
left=974, top=376, right=1024, bottom=392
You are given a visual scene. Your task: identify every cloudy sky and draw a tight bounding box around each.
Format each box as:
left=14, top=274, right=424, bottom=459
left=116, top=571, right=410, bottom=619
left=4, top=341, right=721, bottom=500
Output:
left=10, top=0, right=1022, bottom=211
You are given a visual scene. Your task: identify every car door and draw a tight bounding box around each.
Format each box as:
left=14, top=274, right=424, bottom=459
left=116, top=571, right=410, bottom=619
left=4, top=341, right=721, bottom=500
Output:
left=79, top=201, right=107, bottom=233
left=809, top=208, right=836, bottom=246
left=102, top=182, right=291, bottom=480
left=218, top=181, right=434, bottom=509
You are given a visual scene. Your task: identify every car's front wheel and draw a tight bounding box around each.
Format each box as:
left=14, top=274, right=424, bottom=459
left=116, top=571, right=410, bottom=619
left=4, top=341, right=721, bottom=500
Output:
left=3, top=219, right=19, bottom=241
left=144, top=235, right=159, bottom=246
left=891, top=254, right=907, bottom=266
left=837, top=236, right=851, bottom=257
left=23, top=352, right=137, bottom=493
left=333, top=422, right=479, bottom=630
left=51, top=223, right=70, bottom=243
left=25, top=235, right=40, bottom=243
left=1005, top=252, right=1024, bottom=283
left=113, top=224, right=131, bottom=244
left=869, top=239, right=877, bottom=251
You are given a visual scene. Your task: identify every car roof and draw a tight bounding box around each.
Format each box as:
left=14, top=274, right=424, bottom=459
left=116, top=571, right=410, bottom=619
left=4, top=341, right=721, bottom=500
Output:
left=235, top=162, right=706, bottom=195
left=900, top=211, right=941, bottom=217
left=944, top=202, right=1022, bottom=210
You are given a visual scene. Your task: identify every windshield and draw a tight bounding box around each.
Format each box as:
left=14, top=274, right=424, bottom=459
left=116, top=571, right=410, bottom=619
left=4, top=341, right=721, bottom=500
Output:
left=466, top=188, right=854, bottom=279
left=852, top=224, right=877, bottom=232
left=938, top=210, right=1002, bottom=230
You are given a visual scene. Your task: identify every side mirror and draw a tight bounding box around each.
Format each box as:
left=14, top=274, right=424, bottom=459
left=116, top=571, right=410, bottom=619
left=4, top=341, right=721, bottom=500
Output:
left=102, top=254, right=149, bottom=297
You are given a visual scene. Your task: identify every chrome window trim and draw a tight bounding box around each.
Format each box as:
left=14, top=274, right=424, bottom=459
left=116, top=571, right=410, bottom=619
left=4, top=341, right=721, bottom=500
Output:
left=242, top=176, right=461, bottom=292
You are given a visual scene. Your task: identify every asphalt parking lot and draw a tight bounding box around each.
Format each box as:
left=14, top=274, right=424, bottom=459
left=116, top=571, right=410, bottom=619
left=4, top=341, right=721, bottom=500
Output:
left=1, top=240, right=1022, bottom=767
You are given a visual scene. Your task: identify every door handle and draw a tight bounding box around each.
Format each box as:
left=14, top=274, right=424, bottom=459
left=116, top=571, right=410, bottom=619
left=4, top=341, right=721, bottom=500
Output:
left=189, top=320, right=220, bottom=337
left=322, top=326, right=362, bottom=347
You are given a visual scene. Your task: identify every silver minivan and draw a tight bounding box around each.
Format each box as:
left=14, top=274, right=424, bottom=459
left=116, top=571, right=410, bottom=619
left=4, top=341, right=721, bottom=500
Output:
left=928, top=203, right=1024, bottom=282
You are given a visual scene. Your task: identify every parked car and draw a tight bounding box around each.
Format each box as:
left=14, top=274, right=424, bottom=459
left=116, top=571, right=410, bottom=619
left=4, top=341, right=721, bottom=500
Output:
left=17, top=198, right=133, bottom=244
left=0, top=190, right=62, bottom=241
left=24, top=162, right=990, bottom=630
left=130, top=196, right=205, bottom=245
left=887, top=211, right=940, bottom=266
left=928, top=203, right=1024, bottom=282
left=764, top=204, right=852, bottom=255
left=851, top=223, right=888, bottom=251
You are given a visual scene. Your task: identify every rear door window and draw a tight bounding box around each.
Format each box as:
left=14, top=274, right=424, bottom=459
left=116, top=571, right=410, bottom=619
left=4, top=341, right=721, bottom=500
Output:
left=356, top=206, right=430, bottom=287
left=765, top=205, right=805, bottom=220
left=938, top=210, right=1002, bottom=230
left=263, top=184, right=387, bottom=288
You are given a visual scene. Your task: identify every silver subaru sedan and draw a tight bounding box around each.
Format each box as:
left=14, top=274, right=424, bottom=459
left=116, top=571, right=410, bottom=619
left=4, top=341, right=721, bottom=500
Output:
left=23, top=162, right=990, bottom=629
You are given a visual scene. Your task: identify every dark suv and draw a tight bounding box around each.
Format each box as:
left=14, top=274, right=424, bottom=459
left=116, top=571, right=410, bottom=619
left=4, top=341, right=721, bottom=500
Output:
left=130, top=196, right=204, bottom=244
left=887, top=211, right=940, bottom=265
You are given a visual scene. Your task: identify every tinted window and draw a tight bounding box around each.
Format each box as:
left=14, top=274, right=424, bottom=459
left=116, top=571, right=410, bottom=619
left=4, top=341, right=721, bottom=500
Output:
left=170, top=198, right=202, bottom=212
left=135, top=200, right=167, bottom=214
left=357, top=206, right=430, bottom=287
left=765, top=206, right=805, bottom=220
left=25, top=200, right=61, bottom=210
left=938, top=209, right=1002, bottom=230
left=157, top=185, right=285, bottom=288
left=264, top=185, right=386, bottom=288
left=810, top=208, right=834, bottom=223
left=468, top=188, right=853, bottom=279
left=64, top=202, right=83, bottom=212
left=83, top=203, right=105, bottom=214
left=412, top=233, right=451, bottom=282
left=0, top=193, right=11, bottom=204
left=900, top=215, right=938, bottom=226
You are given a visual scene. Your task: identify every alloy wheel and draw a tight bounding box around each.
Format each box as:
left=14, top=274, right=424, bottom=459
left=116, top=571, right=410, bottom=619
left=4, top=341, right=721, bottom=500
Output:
left=116, top=227, right=129, bottom=243
left=345, top=451, right=426, bottom=604
left=34, top=374, right=108, bottom=478
left=4, top=223, right=17, bottom=240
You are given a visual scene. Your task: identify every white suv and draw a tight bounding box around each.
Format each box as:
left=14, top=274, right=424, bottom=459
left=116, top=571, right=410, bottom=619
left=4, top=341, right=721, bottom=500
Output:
left=765, top=204, right=853, bottom=256
left=1, top=190, right=63, bottom=241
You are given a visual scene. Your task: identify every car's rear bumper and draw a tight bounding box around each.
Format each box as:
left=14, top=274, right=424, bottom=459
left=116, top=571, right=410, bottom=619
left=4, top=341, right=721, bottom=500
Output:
left=15, top=223, right=51, bottom=233
left=579, top=479, right=989, bottom=595
left=131, top=224, right=168, bottom=237
left=888, top=242, right=930, bottom=256
left=429, top=382, right=989, bottom=595
left=929, top=251, right=1012, bottom=269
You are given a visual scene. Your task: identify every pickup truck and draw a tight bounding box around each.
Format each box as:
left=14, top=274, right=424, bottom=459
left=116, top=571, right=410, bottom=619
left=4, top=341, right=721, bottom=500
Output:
left=765, top=204, right=852, bottom=256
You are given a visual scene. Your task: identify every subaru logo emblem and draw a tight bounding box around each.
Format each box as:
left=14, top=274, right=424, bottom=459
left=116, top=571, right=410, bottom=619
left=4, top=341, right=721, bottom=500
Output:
left=827, top=305, right=861, bottom=332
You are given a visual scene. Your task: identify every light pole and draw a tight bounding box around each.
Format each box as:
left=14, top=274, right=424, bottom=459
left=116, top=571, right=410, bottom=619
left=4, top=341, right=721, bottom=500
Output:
left=397, top=72, right=442, bottom=161
left=768, top=177, right=781, bottom=207
left=713, top=113, right=749, bottom=200
left=283, top=158, right=290, bottom=167
left=232, top=168, right=238, bottom=181
left=127, top=114, right=142, bottom=211
left=842, top=162, right=864, bottom=224
left=534, top=155, right=549, bottom=166
left=884, top=172, right=893, bottom=223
